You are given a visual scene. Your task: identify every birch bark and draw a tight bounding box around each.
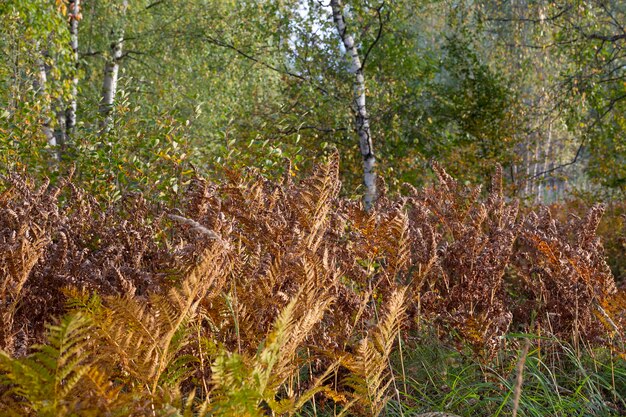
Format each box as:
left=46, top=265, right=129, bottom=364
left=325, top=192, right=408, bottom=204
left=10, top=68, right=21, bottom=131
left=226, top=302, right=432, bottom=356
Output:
left=99, top=0, right=128, bottom=132
left=53, top=108, right=66, bottom=150
left=65, top=0, right=80, bottom=140
left=33, top=47, right=56, bottom=150
left=329, top=0, right=377, bottom=210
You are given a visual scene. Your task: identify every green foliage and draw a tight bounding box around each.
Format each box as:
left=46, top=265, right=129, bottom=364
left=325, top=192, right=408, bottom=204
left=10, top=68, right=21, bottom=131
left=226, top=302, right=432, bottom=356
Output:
left=392, top=334, right=626, bottom=417
left=0, top=0, right=530, bottom=196
left=0, top=1, right=70, bottom=176
left=3, top=0, right=622, bottom=198
left=424, top=33, right=521, bottom=183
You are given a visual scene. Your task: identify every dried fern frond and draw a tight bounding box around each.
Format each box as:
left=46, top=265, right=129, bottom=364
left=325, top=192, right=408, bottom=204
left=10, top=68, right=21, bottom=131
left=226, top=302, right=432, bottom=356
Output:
left=343, top=287, right=407, bottom=417
left=296, top=150, right=341, bottom=251
left=207, top=273, right=335, bottom=417
left=0, top=176, right=57, bottom=353
left=95, top=245, right=228, bottom=395
left=516, top=203, right=621, bottom=341
left=404, top=163, right=517, bottom=354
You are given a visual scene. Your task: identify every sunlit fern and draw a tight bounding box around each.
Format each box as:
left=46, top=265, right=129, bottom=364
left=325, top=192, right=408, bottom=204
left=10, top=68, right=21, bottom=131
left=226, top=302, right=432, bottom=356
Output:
left=296, top=150, right=341, bottom=252
left=93, top=245, right=228, bottom=396
left=343, top=287, right=407, bottom=417
left=0, top=312, right=94, bottom=416
left=204, top=274, right=336, bottom=417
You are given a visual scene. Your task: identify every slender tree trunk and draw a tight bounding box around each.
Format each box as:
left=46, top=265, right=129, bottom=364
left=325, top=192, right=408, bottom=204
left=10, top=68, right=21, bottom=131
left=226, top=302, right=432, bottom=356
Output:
left=33, top=47, right=56, bottom=150
left=99, top=0, right=128, bottom=133
left=538, top=121, right=553, bottom=203
left=522, top=144, right=530, bottom=197
left=531, top=135, right=540, bottom=203
left=53, top=108, right=66, bottom=150
left=330, top=0, right=377, bottom=210
left=65, top=0, right=80, bottom=140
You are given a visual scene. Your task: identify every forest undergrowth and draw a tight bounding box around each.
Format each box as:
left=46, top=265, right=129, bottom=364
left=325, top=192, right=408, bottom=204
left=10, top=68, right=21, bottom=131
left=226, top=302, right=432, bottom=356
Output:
left=0, top=153, right=625, bottom=416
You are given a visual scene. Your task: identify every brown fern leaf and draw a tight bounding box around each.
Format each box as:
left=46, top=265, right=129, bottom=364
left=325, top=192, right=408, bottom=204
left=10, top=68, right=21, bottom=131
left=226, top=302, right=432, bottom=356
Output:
left=0, top=175, right=59, bottom=354
left=95, top=244, right=228, bottom=394
left=403, top=163, right=518, bottom=355
left=515, top=204, right=620, bottom=342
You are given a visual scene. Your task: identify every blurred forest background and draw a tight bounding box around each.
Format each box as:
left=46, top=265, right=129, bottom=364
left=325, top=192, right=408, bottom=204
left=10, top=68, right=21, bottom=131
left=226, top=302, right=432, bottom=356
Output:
left=2, top=0, right=625, bottom=203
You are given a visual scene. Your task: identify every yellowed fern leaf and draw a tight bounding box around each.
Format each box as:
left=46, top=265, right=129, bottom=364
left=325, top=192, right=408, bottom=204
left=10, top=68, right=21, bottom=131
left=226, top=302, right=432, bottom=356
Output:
left=343, top=287, right=407, bottom=417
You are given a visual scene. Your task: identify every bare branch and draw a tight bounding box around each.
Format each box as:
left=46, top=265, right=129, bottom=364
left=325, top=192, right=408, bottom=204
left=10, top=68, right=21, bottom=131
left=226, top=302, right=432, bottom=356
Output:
left=584, top=32, right=626, bottom=43
left=361, top=2, right=386, bottom=72
left=276, top=125, right=348, bottom=135
left=484, top=5, right=572, bottom=24
left=200, top=35, right=341, bottom=100
left=145, top=0, right=166, bottom=10
left=168, top=214, right=230, bottom=249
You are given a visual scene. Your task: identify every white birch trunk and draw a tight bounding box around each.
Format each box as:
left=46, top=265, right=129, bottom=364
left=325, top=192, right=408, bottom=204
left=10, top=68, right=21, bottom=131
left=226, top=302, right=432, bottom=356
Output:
left=53, top=109, right=66, bottom=150
left=531, top=137, right=540, bottom=204
left=65, top=0, right=80, bottom=139
left=537, top=121, right=553, bottom=203
left=33, top=48, right=56, bottom=150
left=99, top=0, right=128, bottom=132
left=330, top=0, right=377, bottom=210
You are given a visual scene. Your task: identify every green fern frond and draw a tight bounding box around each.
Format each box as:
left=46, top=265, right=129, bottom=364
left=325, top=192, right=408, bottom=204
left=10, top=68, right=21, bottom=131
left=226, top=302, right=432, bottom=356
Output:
left=207, top=298, right=298, bottom=415
left=208, top=352, right=264, bottom=417
left=159, top=353, right=199, bottom=388
left=0, top=312, right=93, bottom=416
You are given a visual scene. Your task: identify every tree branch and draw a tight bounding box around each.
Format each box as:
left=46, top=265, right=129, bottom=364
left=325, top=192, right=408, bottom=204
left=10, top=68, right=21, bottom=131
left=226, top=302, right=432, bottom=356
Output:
left=276, top=125, right=348, bottom=135
left=484, top=5, right=572, bottom=24
left=200, top=35, right=341, bottom=100
left=145, top=0, right=166, bottom=10
left=361, top=2, right=386, bottom=72
left=584, top=32, right=626, bottom=43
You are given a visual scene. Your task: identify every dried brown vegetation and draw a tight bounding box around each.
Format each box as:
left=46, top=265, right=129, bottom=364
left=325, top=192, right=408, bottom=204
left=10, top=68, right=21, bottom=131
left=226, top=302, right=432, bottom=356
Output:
left=514, top=204, right=620, bottom=342
left=0, top=153, right=624, bottom=415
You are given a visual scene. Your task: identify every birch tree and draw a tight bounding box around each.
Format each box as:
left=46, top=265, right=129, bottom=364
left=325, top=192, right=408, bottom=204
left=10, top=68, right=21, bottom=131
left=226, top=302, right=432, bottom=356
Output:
left=33, top=47, right=57, bottom=151
left=329, top=0, right=377, bottom=209
left=65, top=0, right=80, bottom=140
left=50, top=0, right=81, bottom=151
left=99, top=0, right=128, bottom=133
left=31, top=1, right=79, bottom=157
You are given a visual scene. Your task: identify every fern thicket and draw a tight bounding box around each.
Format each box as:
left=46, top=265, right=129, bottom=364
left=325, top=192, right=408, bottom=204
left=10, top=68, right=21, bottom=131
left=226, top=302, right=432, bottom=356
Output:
left=0, top=175, right=58, bottom=355
left=0, top=153, right=624, bottom=415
